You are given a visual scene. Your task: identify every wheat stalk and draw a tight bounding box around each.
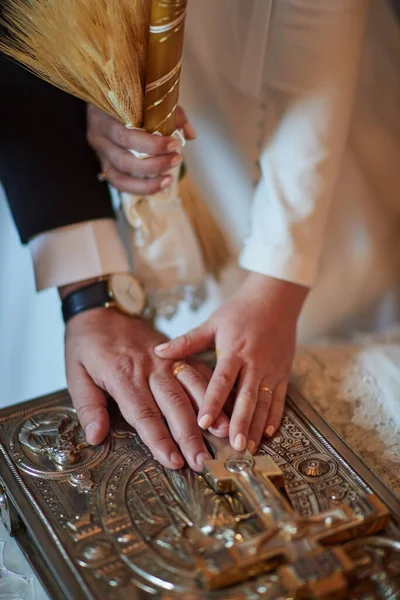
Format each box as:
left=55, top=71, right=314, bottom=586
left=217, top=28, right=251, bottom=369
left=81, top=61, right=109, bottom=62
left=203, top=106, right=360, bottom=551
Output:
left=0, top=0, right=150, bottom=126
left=0, top=0, right=233, bottom=277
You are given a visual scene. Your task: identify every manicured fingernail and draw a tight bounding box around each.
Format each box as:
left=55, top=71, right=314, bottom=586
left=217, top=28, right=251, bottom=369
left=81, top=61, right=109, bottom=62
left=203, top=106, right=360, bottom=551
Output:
left=85, top=423, right=100, bottom=445
left=216, top=422, right=230, bottom=432
left=210, top=423, right=229, bottom=438
left=247, top=440, right=256, bottom=455
left=196, top=452, right=211, bottom=468
left=160, top=176, right=172, bottom=189
left=234, top=434, right=246, bottom=452
left=167, top=140, right=180, bottom=152
left=198, top=414, right=213, bottom=430
left=170, top=452, right=184, bottom=466
left=184, top=123, right=197, bottom=139
left=171, top=154, right=183, bottom=167
left=155, top=342, right=171, bottom=352
left=265, top=425, right=275, bottom=437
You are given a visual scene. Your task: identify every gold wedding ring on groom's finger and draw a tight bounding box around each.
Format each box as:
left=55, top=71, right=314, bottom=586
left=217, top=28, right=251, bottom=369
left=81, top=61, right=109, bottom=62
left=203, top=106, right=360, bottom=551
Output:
left=259, top=385, right=273, bottom=395
left=172, top=362, right=188, bottom=378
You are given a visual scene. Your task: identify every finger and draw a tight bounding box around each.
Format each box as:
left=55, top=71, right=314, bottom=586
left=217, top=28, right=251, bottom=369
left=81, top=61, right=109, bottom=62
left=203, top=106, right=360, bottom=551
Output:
left=68, top=363, right=110, bottom=445
left=264, top=379, right=288, bottom=438
left=197, top=356, right=241, bottom=431
left=183, top=122, right=197, bottom=141
left=173, top=362, right=229, bottom=438
left=175, top=106, right=188, bottom=130
left=109, top=375, right=184, bottom=470
left=189, top=358, right=232, bottom=436
left=105, top=165, right=172, bottom=195
left=247, top=385, right=274, bottom=454
left=97, top=139, right=182, bottom=177
left=188, top=358, right=213, bottom=381
left=149, top=369, right=211, bottom=472
left=176, top=106, right=196, bottom=140
left=154, top=323, right=213, bottom=359
left=229, top=368, right=259, bottom=452
left=99, top=117, right=181, bottom=155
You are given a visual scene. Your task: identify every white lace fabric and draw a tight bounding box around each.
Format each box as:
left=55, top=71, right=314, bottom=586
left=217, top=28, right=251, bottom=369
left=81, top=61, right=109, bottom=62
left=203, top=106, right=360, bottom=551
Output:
left=1, top=329, right=400, bottom=598
left=293, top=327, right=400, bottom=498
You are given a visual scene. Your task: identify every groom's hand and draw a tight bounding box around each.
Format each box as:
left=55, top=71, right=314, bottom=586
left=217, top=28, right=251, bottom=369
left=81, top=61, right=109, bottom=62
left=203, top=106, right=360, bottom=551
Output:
left=64, top=308, right=213, bottom=472
left=60, top=280, right=229, bottom=472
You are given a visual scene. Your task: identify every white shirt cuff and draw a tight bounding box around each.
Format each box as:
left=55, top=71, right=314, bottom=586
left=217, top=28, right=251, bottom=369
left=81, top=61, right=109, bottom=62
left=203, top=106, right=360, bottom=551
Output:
left=239, top=238, right=316, bottom=288
left=29, top=219, right=130, bottom=291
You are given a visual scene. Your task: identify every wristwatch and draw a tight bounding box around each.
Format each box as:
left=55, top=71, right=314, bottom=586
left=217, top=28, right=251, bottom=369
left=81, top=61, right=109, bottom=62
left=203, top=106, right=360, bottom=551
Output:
left=62, top=273, right=145, bottom=323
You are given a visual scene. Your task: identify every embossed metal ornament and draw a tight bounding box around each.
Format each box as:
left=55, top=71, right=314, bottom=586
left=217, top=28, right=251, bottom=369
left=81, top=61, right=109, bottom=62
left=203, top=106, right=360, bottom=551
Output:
left=201, top=435, right=389, bottom=596
left=10, top=406, right=109, bottom=479
left=0, top=387, right=398, bottom=600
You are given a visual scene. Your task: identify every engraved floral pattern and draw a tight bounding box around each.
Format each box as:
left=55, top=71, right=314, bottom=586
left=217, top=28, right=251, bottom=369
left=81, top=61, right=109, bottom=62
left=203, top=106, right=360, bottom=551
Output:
left=1, top=330, right=400, bottom=598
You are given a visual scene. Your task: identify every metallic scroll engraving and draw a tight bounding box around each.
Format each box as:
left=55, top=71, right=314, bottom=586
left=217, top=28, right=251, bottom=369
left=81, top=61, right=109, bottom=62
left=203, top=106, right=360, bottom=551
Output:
left=69, top=470, right=94, bottom=493
left=77, top=539, right=114, bottom=566
left=0, top=393, right=398, bottom=599
left=9, top=406, right=109, bottom=479
left=297, top=455, right=332, bottom=478
left=19, top=411, right=84, bottom=466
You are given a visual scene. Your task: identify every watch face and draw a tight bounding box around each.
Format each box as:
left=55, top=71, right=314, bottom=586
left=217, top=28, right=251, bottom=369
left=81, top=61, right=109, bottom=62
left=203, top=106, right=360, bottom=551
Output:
left=108, top=273, right=145, bottom=316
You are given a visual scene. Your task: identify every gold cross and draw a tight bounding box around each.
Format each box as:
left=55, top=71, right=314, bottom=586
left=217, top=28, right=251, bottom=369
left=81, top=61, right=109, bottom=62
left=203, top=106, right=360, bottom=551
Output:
left=197, top=435, right=389, bottom=598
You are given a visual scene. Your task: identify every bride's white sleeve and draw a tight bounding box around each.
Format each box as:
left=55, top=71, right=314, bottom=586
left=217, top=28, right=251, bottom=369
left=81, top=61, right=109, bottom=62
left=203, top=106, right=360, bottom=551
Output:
left=239, top=0, right=368, bottom=288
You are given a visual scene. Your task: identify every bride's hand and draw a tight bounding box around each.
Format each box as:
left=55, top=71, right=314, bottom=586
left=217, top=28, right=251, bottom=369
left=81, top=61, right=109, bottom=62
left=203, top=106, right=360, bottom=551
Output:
left=86, top=104, right=195, bottom=195
left=155, top=273, right=308, bottom=454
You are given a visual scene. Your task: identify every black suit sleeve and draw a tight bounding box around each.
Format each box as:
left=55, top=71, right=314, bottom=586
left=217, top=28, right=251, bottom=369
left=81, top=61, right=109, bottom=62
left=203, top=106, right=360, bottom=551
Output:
left=391, top=0, right=400, bottom=22
left=0, top=53, right=115, bottom=244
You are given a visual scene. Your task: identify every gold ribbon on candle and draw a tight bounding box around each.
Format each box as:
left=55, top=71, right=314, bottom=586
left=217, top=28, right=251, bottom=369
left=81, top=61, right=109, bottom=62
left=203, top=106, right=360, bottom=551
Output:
left=144, top=0, right=187, bottom=135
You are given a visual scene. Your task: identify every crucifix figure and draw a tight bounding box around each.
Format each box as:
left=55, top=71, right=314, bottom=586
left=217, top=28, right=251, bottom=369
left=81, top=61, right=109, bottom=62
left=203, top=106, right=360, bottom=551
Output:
left=193, top=434, right=389, bottom=599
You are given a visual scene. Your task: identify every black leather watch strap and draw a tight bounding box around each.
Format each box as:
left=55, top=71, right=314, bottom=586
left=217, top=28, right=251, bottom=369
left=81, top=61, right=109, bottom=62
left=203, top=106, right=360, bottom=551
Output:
left=62, top=280, right=111, bottom=323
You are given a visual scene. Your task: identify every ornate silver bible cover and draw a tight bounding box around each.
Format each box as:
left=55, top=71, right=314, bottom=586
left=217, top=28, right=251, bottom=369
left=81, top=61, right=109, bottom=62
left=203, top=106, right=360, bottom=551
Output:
left=0, top=386, right=399, bottom=600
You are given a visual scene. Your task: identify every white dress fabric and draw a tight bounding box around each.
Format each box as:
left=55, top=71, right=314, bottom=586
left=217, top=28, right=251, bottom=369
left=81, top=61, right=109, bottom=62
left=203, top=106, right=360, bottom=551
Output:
left=177, top=0, right=400, bottom=341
